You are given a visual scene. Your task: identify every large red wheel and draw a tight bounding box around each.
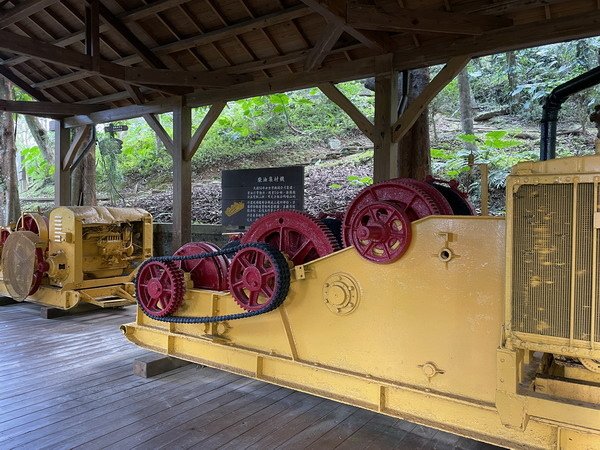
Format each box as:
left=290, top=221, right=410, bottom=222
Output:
left=241, top=210, right=339, bottom=265
left=346, top=201, right=412, bottom=264
left=228, top=246, right=281, bottom=311
left=17, top=213, right=49, bottom=247
left=174, top=242, right=229, bottom=291
left=136, top=261, right=185, bottom=317
left=342, top=178, right=451, bottom=251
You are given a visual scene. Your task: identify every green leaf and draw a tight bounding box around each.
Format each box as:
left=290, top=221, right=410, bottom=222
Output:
left=457, top=133, right=477, bottom=143
left=329, top=183, right=342, bottom=189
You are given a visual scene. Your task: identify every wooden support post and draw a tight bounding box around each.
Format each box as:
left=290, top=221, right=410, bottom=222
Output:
left=54, top=120, right=71, bottom=206
left=172, top=99, right=192, bottom=249
left=373, top=72, right=398, bottom=182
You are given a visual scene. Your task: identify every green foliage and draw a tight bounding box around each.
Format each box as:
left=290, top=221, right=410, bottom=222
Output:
left=329, top=174, right=373, bottom=189
left=20, top=146, right=53, bottom=188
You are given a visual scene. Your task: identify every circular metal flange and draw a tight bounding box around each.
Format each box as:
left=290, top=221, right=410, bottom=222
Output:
left=136, top=261, right=185, bottom=317
left=241, top=210, right=339, bottom=265
left=323, top=273, right=360, bottom=315
left=580, top=358, right=600, bottom=373
left=425, top=177, right=474, bottom=215
left=173, top=242, right=229, bottom=291
left=2, top=231, right=40, bottom=300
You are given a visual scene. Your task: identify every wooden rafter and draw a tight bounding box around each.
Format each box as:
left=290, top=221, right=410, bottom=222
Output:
left=451, top=0, right=569, bottom=14
left=0, top=0, right=59, bottom=28
left=0, top=29, right=248, bottom=87
left=298, top=0, right=390, bottom=52
left=89, top=0, right=168, bottom=70
left=1, top=0, right=199, bottom=68
left=304, top=23, right=343, bottom=71
left=0, top=64, right=49, bottom=101
left=318, top=83, right=374, bottom=141
left=143, top=113, right=174, bottom=155
left=186, top=102, right=226, bottom=160
left=0, top=99, right=107, bottom=117
left=347, top=2, right=513, bottom=35
left=391, top=55, right=471, bottom=143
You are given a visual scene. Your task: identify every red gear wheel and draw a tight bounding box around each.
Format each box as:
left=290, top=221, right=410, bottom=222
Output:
left=346, top=201, right=412, bottom=264
left=342, top=178, right=451, bottom=250
left=174, top=242, right=229, bottom=291
left=396, top=179, right=453, bottom=215
left=425, top=176, right=474, bottom=215
left=228, top=246, right=279, bottom=311
left=241, top=210, right=339, bottom=265
left=136, top=261, right=185, bottom=317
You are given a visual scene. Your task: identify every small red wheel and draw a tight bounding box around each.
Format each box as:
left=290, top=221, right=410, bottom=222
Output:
left=174, top=242, right=229, bottom=291
left=29, top=247, right=49, bottom=295
left=228, top=247, right=280, bottom=312
left=347, top=201, right=411, bottom=263
left=136, top=261, right=185, bottom=317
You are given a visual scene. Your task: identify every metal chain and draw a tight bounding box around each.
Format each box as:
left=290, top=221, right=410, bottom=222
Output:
left=134, top=242, right=291, bottom=324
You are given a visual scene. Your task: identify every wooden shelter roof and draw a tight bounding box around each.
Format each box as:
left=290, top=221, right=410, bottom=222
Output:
left=0, top=0, right=600, bottom=125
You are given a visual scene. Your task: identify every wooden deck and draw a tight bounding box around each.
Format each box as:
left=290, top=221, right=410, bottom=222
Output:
left=0, top=302, right=501, bottom=449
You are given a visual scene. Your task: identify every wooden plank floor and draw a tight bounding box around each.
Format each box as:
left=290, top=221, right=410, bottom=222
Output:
left=0, top=302, right=502, bottom=450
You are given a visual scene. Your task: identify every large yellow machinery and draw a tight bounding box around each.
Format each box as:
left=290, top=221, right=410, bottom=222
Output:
left=0, top=206, right=152, bottom=310
left=122, top=156, right=600, bottom=449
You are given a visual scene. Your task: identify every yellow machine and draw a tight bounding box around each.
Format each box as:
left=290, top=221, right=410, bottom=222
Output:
left=0, top=206, right=152, bottom=310
left=122, top=156, right=600, bottom=449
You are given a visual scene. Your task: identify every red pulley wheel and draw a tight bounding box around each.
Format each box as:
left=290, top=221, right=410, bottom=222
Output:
left=136, top=261, right=185, bottom=317
left=346, top=201, right=412, bottom=264
left=228, top=246, right=279, bottom=312
left=174, top=242, right=229, bottom=291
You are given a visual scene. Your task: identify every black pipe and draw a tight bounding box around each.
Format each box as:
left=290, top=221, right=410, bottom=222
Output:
left=398, top=70, right=410, bottom=116
left=540, top=65, right=600, bottom=160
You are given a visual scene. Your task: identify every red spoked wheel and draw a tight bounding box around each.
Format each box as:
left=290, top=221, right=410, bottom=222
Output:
left=342, top=178, right=451, bottom=251
left=29, top=248, right=49, bottom=295
left=396, top=179, right=453, bottom=216
left=228, top=247, right=280, bottom=312
left=347, top=201, right=412, bottom=264
left=174, top=242, right=229, bottom=291
left=241, top=210, right=339, bottom=265
left=136, top=261, right=185, bottom=317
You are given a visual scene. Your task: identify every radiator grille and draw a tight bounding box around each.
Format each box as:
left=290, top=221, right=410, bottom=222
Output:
left=511, top=183, right=600, bottom=344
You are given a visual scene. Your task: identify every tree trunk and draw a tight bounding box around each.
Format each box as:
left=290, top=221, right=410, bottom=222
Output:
left=25, top=115, right=53, bottom=164
left=0, top=78, right=21, bottom=225
left=506, top=51, right=518, bottom=113
left=71, top=143, right=97, bottom=206
left=397, top=68, right=431, bottom=180
left=458, top=67, right=477, bottom=153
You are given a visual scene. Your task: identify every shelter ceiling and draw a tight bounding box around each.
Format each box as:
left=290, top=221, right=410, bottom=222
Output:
left=0, top=0, right=599, bottom=123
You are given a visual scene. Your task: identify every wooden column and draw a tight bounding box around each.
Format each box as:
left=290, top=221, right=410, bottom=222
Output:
left=172, top=99, right=192, bottom=250
left=373, top=72, right=399, bottom=182
left=54, top=120, right=71, bottom=206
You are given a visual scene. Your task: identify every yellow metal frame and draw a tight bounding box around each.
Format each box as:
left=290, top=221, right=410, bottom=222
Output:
left=122, top=216, right=600, bottom=449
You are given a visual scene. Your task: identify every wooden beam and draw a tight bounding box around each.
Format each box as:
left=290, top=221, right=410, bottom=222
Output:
left=64, top=97, right=181, bottom=127
left=0, top=0, right=59, bottom=28
left=85, top=0, right=100, bottom=70
left=0, top=29, right=248, bottom=87
left=143, top=113, right=174, bottom=155
left=0, top=65, right=49, bottom=102
left=0, top=100, right=107, bottom=117
left=304, top=23, right=343, bottom=71
left=347, top=2, right=513, bottom=35
left=62, top=125, right=93, bottom=171
left=2, top=0, right=192, bottom=67
left=54, top=120, right=71, bottom=206
left=373, top=68, right=398, bottom=182
left=318, top=83, right=374, bottom=141
left=451, top=0, right=569, bottom=14
left=172, top=100, right=192, bottom=249
left=392, top=56, right=470, bottom=143
left=90, top=1, right=168, bottom=70
left=299, top=0, right=390, bottom=52
left=186, top=102, right=226, bottom=160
